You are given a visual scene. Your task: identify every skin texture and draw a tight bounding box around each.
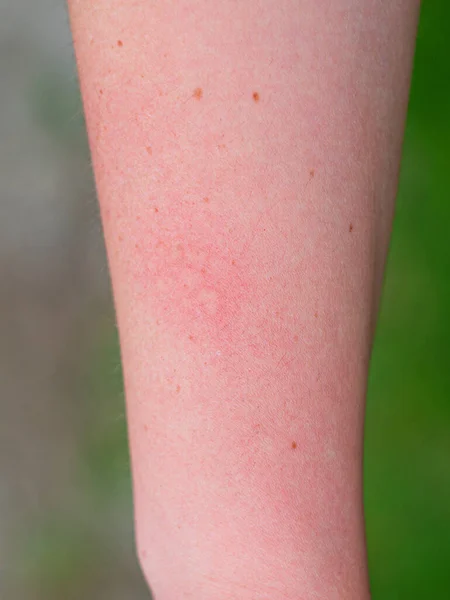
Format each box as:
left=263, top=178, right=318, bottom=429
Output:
left=68, top=1, right=420, bottom=598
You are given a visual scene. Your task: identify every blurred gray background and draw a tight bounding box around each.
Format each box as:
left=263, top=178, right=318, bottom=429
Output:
left=1, top=1, right=450, bottom=599
left=0, top=1, right=149, bottom=598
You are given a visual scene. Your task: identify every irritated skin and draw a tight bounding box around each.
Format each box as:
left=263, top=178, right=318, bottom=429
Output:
left=68, top=1, right=419, bottom=598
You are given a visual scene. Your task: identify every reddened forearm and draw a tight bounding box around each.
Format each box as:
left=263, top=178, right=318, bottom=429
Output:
left=69, top=1, right=419, bottom=598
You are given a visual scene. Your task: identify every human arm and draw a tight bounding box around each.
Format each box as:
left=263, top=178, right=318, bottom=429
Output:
left=68, top=1, right=420, bottom=598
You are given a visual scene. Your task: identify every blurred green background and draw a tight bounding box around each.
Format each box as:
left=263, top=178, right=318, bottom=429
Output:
left=0, top=1, right=449, bottom=599
left=365, top=3, right=450, bottom=598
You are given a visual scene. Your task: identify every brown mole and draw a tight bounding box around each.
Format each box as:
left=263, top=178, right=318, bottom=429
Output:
left=349, top=223, right=353, bottom=232
left=193, top=87, right=203, bottom=100
left=117, top=40, right=123, bottom=47
left=291, top=441, right=297, bottom=449
left=146, top=146, right=152, bottom=156
left=252, top=92, right=260, bottom=102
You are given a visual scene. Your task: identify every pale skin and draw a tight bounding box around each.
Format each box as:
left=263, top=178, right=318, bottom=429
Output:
left=68, top=2, right=420, bottom=598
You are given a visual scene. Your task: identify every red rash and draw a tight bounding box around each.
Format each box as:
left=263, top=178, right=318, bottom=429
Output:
left=129, top=202, right=304, bottom=364
left=135, top=234, right=253, bottom=354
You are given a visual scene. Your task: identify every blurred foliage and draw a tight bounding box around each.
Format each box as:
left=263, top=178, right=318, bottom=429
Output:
left=22, top=517, right=99, bottom=595
left=29, top=67, right=88, bottom=149
left=365, top=1, right=450, bottom=597
left=79, top=316, right=130, bottom=503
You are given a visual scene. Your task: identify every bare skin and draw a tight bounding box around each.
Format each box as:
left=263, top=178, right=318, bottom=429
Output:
left=68, top=2, right=420, bottom=598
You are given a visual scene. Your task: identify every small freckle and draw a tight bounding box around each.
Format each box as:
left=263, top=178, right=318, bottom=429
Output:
left=154, top=207, right=159, bottom=213
left=136, top=215, right=141, bottom=221
left=146, top=146, right=152, bottom=156
left=118, top=234, right=123, bottom=242
left=314, top=311, right=318, bottom=318
left=193, top=87, right=203, bottom=100
left=176, top=385, right=181, bottom=393
left=310, top=169, right=315, bottom=178
left=117, top=40, right=123, bottom=47
left=231, top=259, right=236, bottom=266
left=188, top=335, right=194, bottom=341
left=135, top=243, right=139, bottom=249
left=252, top=92, right=260, bottom=102
left=349, top=223, right=353, bottom=232
left=201, top=267, right=206, bottom=274
left=291, top=441, right=297, bottom=449
left=293, top=335, right=299, bottom=342
left=203, top=197, right=209, bottom=203
left=99, top=89, right=103, bottom=95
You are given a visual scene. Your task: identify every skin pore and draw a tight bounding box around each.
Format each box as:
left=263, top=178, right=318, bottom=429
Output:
left=69, top=1, right=420, bottom=598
